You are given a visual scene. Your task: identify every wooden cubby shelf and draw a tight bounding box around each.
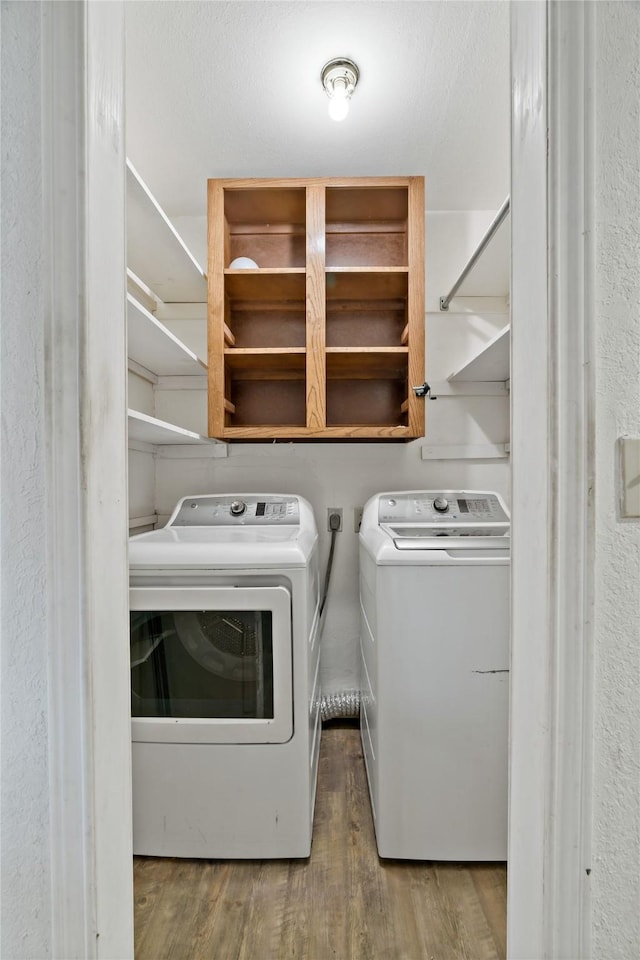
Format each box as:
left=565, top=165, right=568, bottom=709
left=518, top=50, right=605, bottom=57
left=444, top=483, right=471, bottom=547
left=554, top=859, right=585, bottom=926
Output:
left=208, top=177, right=425, bottom=440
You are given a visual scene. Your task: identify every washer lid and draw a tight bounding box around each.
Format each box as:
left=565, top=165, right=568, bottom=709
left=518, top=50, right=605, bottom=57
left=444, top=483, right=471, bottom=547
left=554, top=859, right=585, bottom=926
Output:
left=129, top=525, right=315, bottom=569
left=130, top=494, right=318, bottom=569
left=360, top=490, right=510, bottom=563
left=387, top=526, right=510, bottom=549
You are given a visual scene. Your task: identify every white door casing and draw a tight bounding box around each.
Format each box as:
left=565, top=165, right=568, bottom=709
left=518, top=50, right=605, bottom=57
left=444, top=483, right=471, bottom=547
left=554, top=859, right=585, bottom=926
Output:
left=509, top=2, right=594, bottom=957
left=42, top=1, right=133, bottom=957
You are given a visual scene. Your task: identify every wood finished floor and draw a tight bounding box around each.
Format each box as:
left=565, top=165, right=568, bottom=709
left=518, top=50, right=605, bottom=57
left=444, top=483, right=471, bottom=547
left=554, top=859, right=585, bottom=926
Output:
left=134, top=723, right=507, bottom=960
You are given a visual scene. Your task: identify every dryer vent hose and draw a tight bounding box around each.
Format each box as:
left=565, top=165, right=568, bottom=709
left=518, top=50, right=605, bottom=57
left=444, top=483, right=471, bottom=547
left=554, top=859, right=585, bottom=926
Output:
left=320, top=690, right=361, bottom=722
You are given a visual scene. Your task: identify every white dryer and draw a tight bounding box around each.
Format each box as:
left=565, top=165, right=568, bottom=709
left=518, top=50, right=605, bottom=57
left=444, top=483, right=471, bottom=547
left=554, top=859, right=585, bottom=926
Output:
left=359, top=490, right=510, bottom=861
left=128, top=494, right=320, bottom=859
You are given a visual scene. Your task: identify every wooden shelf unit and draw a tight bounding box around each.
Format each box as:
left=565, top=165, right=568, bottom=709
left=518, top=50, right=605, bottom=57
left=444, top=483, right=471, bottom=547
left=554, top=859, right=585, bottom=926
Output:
left=208, top=177, right=425, bottom=440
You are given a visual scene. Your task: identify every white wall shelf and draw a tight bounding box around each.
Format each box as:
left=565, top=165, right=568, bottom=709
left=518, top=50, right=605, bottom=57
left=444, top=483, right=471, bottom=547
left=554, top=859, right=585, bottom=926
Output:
left=127, top=294, right=207, bottom=377
left=128, top=514, right=158, bottom=530
left=421, top=442, right=510, bottom=460
left=128, top=410, right=213, bottom=446
left=448, top=324, right=510, bottom=383
left=126, top=159, right=207, bottom=303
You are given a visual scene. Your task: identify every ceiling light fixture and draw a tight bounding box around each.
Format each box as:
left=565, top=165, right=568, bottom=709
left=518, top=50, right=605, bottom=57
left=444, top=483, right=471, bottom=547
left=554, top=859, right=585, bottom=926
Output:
left=321, top=58, right=359, bottom=122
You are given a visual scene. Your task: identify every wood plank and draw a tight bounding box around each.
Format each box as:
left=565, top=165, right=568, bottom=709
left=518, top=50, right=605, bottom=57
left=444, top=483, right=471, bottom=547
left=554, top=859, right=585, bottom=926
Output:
left=406, top=176, right=426, bottom=437
left=214, top=176, right=414, bottom=190
left=326, top=347, right=408, bottom=380
left=224, top=270, right=305, bottom=302
left=401, top=322, right=409, bottom=345
left=326, top=186, right=409, bottom=222
left=223, top=398, right=235, bottom=414
left=326, top=380, right=407, bottom=425
left=229, top=233, right=306, bottom=269
left=208, top=180, right=226, bottom=438
left=224, top=348, right=305, bottom=375
left=228, top=310, right=306, bottom=349
left=133, top=726, right=507, bottom=960
left=221, top=424, right=411, bottom=440
left=231, top=223, right=306, bottom=236
left=223, top=323, right=235, bottom=346
left=325, top=221, right=406, bottom=235
left=229, top=380, right=306, bottom=428
left=471, top=864, right=509, bottom=959
left=223, top=186, right=306, bottom=226
left=326, top=270, right=408, bottom=301
left=326, top=308, right=406, bottom=349
left=230, top=299, right=304, bottom=313
left=326, top=233, right=407, bottom=268
left=306, top=183, right=326, bottom=430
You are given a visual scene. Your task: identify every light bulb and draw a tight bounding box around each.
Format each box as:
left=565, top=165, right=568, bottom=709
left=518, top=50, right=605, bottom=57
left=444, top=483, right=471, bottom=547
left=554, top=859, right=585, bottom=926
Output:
left=328, top=77, right=349, bottom=122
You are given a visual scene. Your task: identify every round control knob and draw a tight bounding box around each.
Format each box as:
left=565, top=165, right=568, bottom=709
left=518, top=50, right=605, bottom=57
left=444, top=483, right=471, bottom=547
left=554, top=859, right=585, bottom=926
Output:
left=433, top=496, right=449, bottom=513
left=229, top=499, right=246, bottom=517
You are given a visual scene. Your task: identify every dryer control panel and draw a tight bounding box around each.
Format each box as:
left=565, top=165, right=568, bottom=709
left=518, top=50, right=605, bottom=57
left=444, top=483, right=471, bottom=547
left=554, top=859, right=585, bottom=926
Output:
left=170, top=495, right=300, bottom=526
left=377, top=492, right=509, bottom=525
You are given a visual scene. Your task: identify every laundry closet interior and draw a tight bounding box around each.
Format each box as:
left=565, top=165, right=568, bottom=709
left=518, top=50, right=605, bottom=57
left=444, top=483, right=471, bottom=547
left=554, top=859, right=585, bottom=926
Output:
left=125, top=2, right=511, bottom=957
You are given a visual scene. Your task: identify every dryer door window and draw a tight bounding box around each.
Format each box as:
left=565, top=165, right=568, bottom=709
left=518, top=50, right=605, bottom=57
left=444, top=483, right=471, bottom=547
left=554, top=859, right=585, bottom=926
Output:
left=130, top=585, right=292, bottom=744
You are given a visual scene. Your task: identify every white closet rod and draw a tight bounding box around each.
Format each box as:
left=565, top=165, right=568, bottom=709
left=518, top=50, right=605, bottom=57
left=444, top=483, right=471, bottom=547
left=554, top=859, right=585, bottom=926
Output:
left=439, top=196, right=510, bottom=311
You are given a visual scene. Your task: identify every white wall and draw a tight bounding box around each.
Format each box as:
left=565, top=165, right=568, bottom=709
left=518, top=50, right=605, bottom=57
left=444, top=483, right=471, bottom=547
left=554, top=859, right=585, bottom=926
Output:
left=0, top=4, right=53, bottom=956
left=140, top=211, right=511, bottom=694
left=592, top=4, right=640, bottom=955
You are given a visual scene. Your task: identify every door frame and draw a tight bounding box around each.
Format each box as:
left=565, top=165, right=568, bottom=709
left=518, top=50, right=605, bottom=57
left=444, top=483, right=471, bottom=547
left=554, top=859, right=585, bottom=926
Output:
left=44, top=1, right=595, bottom=956
left=42, top=1, right=133, bottom=956
left=509, top=2, right=594, bottom=956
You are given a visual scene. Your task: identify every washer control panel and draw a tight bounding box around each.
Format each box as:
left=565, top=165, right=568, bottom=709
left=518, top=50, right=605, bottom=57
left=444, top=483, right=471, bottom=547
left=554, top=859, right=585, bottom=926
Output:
left=170, top=495, right=300, bottom=526
left=378, top=492, right=509, bottom=525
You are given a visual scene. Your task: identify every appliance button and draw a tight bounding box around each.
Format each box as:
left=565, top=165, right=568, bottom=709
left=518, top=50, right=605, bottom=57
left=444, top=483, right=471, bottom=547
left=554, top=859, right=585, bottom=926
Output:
left=433, top=496, right=449, bottom=513
left=230, top=500, right=247, bottom=516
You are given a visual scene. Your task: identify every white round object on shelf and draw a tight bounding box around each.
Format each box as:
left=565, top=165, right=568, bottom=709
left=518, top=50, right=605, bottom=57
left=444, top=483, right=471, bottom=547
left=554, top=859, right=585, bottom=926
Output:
left=229, top=257, right=258, bottom=269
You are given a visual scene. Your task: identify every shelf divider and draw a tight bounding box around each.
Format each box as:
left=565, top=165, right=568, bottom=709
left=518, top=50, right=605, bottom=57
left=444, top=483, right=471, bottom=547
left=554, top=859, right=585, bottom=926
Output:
left=306, top=184, right=326, bottom=430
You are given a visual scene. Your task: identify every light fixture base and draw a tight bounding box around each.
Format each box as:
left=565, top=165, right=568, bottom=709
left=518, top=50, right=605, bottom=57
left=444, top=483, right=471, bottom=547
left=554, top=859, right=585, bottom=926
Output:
left=321, top=58, right=360, bottom=100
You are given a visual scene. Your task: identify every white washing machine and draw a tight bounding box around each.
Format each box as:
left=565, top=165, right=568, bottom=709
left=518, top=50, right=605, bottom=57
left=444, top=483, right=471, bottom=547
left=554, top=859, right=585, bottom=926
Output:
left=359, top=490, right=510, bottom=861
left=128, top=493, right=321, bottom=859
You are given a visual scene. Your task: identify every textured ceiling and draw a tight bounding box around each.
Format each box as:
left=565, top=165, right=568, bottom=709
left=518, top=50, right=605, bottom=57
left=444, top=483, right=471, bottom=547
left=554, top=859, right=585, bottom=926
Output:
left=125, top=1, right=510, bottom=217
